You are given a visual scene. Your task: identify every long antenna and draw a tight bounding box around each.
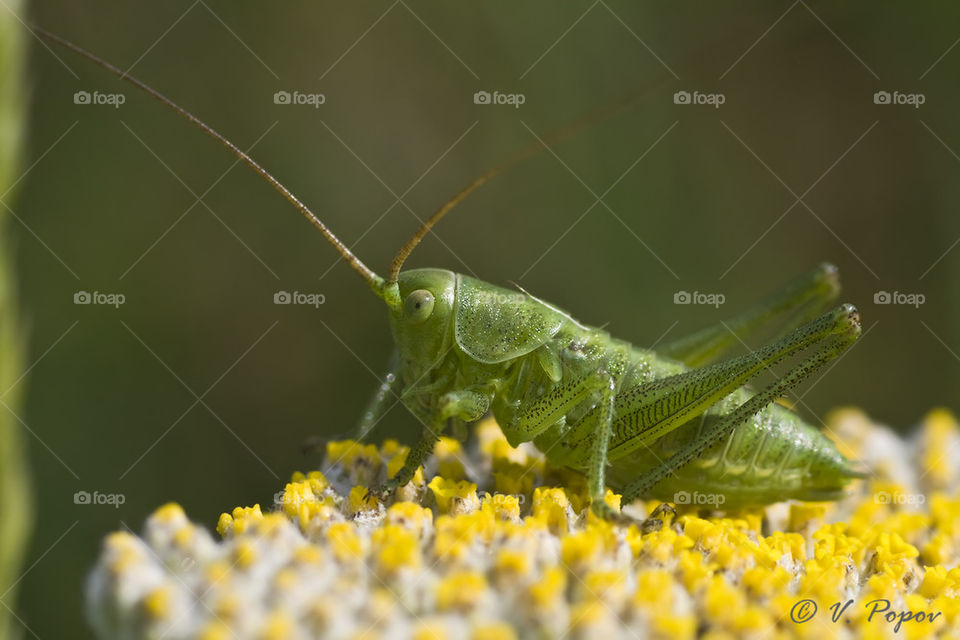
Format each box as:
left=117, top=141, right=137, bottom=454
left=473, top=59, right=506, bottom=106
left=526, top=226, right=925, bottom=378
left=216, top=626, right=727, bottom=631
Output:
left=387, top=91, right=646, bottom=283
left=32, top=25, right=385, bottom=294
left=385, top=4, right=830, bottom=283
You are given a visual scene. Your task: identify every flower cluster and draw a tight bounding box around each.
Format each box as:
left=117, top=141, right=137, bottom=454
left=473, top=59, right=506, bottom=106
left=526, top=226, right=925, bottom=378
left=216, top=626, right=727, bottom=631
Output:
left=87, top=409, right=960, bottom=639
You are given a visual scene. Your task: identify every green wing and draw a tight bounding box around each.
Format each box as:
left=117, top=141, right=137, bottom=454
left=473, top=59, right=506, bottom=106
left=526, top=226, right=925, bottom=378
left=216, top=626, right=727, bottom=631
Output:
left=454, top=275, right=567, bottom=364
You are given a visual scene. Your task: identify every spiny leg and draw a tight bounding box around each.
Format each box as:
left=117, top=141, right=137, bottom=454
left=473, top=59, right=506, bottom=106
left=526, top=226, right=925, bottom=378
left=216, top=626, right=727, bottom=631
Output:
left=353, top=351, right=401, bottom=439
left=619, top=304, right=861, bottom=503
left=601, top=305, right=855, bottom=464
left=370, top=388, right=490, bottom=500
left=659, top=262, right=840, bottom=367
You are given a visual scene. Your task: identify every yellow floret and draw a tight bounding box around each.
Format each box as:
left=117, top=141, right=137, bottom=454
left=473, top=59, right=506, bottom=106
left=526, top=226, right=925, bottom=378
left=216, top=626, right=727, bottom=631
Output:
left=273, top=567, right=298, bottom=591
left=643, top=527, right=695, bottom=564
left=920, top=408, right=959, bottom=489
left=197, top=622, right=233, bottom=640
left=494, top=548, right=531, bottom=578
left=677, top=549, right=714, bottom=592
left=259, top=611, right=295, bottom=640
left=930, top=492, right=960, bottom=534
left=371, top=524, right=421, bottom=573
left=470, top=622, right=518, bottom=640
left=434, top=436, right=463, bottom=458
left=428, top=476, right=479, bottom=514
left=584, top=490, right=623, bottom=527
left=412, top=619, right=448, bottom=640
left=920, top=531, right=953, bottom=565
left=732, top=606, right=773, bottom=634
left=289, top=469, right=329, bottom=492
left=652, top=613, right=697, bottom=639
left=385, top=501, right=433, bottom=534
left=435, top=571, right=487, bottom=612
left=529, top=487, right=570, bottom=533
left=384, top=446, right=410, bottom=478
left=151, top=502, right=186, bottom=524
left=326, top=440, right=381, bottom=469
left=561, top=529, right=604, bottom=571
left=292, top=544, right=324, bottom=566
left=742, top=565, right=792, bottom=598
left=172, top=524, right=195, bottom=549
left=327, top=522, right=364, bottom=562
left=204, top=560, right=231, bottom=586
left=279, top=472, right=334, bottom=526
left=217, top=504, right=263, bottom=537
left=492, top=459, right=535, bottom=498
left=141, top=584, right=172, bottom=620
left=625, top=525, right=645, bottom=557
left=102, top=531, right=145, bottom=574
left=349, top=486, right=381, bottom=514
left=703, top=575, right=746, bottom=627
left=582, top=570, right=626, bottom=605
left=633, top=569, right=676, bottom=609
left=434, top=436, right=467, bottom=480
left=789, top=503, right=827, bottom=531
left=799, top=560, right=850, bottom=604
left=527, top=567, right=566, bottom=611
left=569, top=601, right=607, bottom=629
left=232, top=539, right=257, bottom=569
left=489, top=437, right=528, bottom=466
left=481, top=493, right=521, bottom=521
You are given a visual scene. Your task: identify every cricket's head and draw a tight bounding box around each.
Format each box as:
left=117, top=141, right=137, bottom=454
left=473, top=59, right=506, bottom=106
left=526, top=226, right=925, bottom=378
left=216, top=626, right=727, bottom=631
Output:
left=383, top=269, right=456, bottom=369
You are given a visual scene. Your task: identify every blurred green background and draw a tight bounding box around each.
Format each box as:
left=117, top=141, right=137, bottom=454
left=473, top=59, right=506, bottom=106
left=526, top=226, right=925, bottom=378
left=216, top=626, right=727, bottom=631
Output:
left=8, top=1, right=960, bottom=636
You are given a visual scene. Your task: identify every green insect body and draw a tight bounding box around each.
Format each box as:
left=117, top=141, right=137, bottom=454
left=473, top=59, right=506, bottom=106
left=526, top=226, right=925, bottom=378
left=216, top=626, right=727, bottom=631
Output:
left=380, top=267, right=861, bottom=513
left=37, top=28, right=865, bottom=519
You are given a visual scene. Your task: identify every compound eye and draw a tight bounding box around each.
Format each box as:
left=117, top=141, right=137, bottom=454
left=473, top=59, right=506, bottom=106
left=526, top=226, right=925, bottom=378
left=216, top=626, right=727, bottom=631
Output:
left=404, top=289, right=435, bottom=324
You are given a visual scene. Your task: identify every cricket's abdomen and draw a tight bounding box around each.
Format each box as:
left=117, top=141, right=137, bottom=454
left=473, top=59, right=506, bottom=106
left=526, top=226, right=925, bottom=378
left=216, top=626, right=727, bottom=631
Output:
left=600, top=347, right=861, bottom=507
left=605, top=395, right=860, bottom=507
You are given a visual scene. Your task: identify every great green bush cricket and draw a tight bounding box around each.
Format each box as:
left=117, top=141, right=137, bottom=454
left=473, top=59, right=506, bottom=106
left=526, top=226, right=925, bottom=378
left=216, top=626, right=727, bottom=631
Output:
left=36, top=27, right=865, bottom=521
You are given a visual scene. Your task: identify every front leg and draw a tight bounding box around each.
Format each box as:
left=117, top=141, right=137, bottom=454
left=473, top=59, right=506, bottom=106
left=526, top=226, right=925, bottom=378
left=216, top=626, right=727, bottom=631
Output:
left=353, top=351, right=401, bottom=439
left=371, top=389, right=490, bottom=500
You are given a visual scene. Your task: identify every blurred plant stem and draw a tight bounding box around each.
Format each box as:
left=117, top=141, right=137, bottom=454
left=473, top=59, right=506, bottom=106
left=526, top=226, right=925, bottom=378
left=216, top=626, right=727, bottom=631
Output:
left=0, top=1, right=32, bottom=639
